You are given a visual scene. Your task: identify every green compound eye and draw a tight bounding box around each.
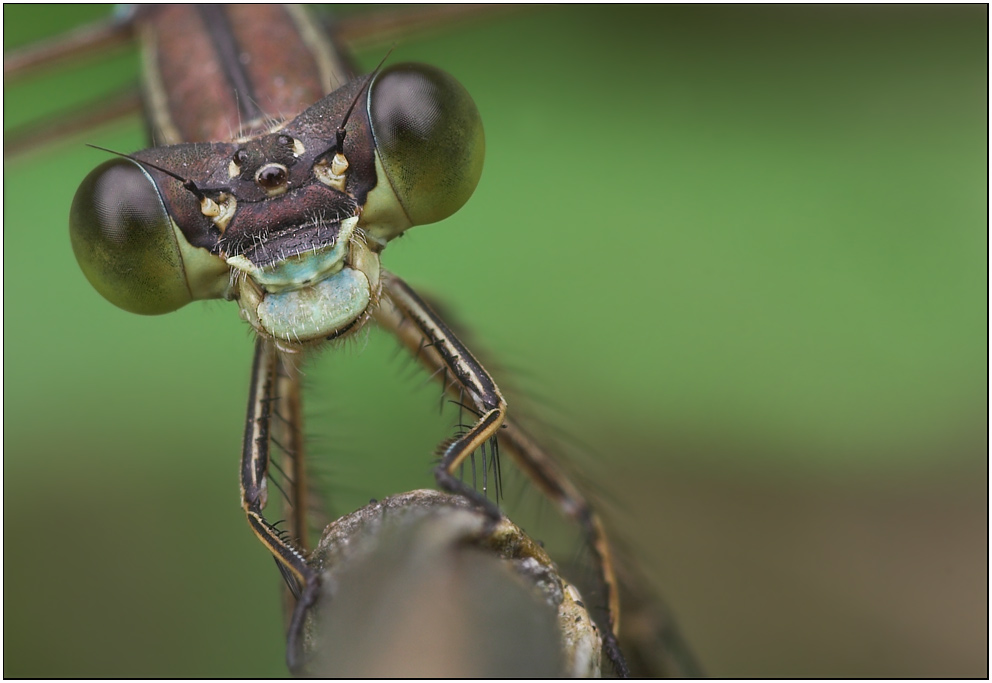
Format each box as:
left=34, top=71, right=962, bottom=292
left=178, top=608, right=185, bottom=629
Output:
left=70, top=158, right=195, bottom=315
left=362, top=63, right=485, bottom=241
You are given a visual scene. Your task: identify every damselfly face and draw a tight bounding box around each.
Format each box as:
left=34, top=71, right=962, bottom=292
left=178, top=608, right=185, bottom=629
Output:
left=69, top=64, right=484, bottom=346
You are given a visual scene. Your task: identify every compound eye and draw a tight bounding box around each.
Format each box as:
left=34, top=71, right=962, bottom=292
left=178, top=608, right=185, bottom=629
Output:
left=69, top=158, right=193, bottom=315
left=366, top=63, right=484, bottom=234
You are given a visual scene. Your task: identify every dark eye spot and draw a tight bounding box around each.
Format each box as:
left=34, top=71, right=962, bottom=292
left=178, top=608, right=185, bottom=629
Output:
left=277, top=134, right=293, bottom=147
left=234, top=149, right=249, bottom=165
left=256, top=164, right=288, bottom=189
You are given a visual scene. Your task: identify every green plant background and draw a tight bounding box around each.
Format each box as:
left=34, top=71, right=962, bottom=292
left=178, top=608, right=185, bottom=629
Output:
left=4, top=5, right=986, bottom=677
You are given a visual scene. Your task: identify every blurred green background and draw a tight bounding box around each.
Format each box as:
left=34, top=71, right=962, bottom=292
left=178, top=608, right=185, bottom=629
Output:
left=4, top=4, right=986, bottom=677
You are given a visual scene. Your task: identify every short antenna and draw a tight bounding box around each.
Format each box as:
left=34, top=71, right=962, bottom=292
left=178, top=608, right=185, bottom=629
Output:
left=335, top=45, right=395, bottom=153
left=86, top=143, right=211, bottom=201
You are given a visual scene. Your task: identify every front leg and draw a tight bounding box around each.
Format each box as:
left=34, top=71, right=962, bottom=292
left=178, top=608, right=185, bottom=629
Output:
left=374, top=272, right=506, bottom=520
left=375, top=270, right=631, bottom=677
left=240, top=337, right=318, bottom=673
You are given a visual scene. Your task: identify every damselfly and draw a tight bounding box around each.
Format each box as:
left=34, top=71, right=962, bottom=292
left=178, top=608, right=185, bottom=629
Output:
left=5, top=5, right=697, bottom=677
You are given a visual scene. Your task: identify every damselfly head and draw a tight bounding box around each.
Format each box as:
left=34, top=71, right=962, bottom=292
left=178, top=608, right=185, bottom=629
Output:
left=68, top=62, right=484, bottom=345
